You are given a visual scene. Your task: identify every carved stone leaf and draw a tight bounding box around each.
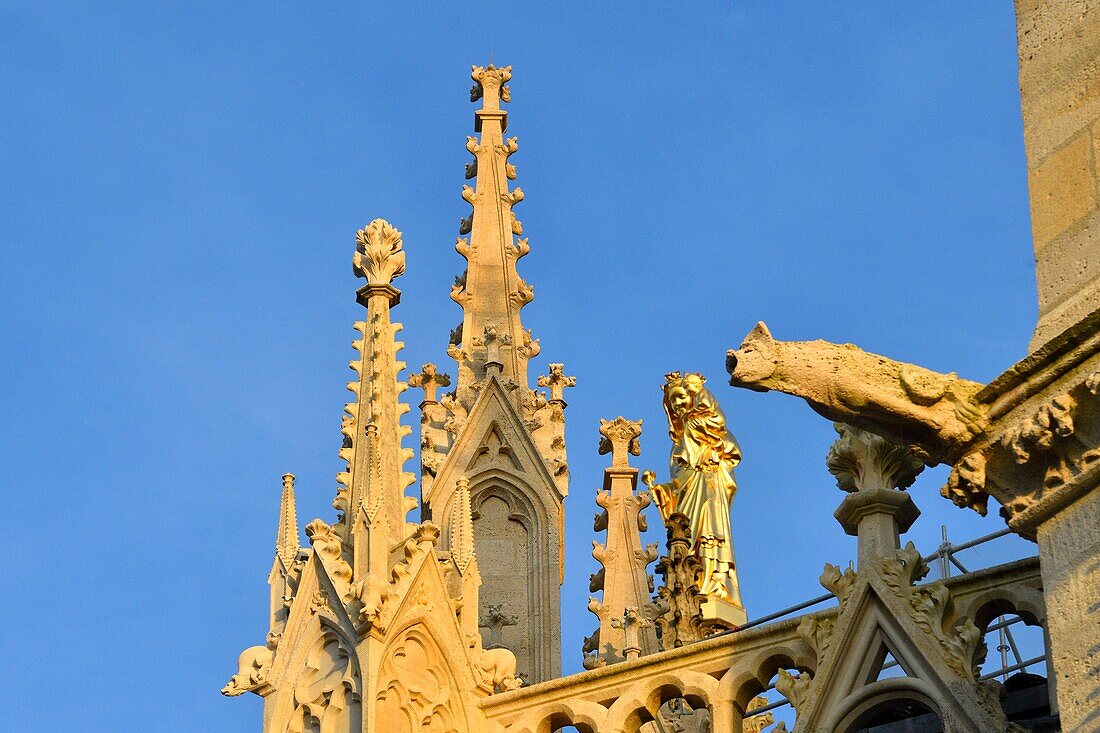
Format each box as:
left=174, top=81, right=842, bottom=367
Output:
left=353, top=218, right=406, bottom=286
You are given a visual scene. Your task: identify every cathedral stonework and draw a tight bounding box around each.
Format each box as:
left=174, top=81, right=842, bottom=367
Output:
left=225, top=5, right=1099, bottom=728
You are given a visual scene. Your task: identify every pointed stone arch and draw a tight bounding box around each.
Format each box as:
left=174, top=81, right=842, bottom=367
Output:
left=456, top=472, right=557, bottom=683
left=826, top=677, right=944, bottom=733
left=424, top=376, right=564, bottom=682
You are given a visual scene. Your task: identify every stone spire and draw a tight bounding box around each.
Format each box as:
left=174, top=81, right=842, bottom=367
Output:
left=583, top=418, right=659, bottom=669
left=449, top=64, right=540, bottom=393
left=450, top=477, right=482, bottom=641
left=334, top=218, right=416, bottom=567
left=412, top=64, right=570, bottom=683
left=269, top=473, right=303, bottom=643
left=275, top=472, right=300, bottom=565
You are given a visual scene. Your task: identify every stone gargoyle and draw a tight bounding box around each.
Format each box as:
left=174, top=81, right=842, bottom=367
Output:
left=726, top=322, right=987, bottom=465
left=221, top=644, right=273, bottom=697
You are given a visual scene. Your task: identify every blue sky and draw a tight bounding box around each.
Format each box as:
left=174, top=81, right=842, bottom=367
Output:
left=1, top=3, right=1040, bottom=730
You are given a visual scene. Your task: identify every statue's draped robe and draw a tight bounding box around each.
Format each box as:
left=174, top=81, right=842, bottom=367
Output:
left=665, top=387, right=743, bottom=603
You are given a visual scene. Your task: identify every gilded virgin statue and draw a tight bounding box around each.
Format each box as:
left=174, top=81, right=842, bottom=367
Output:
left=643, top=372, right=747, bottom=625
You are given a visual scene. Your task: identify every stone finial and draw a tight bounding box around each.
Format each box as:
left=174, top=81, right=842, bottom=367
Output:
left=599, top=417, right=642, bottom=468
left=276, top=473, right=300, bottom=565
left=470, top=63, right=512, bottom=112
left=354, top=219, right=405, bottom=305
left=585, top=417, right=659, bottom=667
left=538, top=363, right=576, bottom=404
left=826, top=423, right=925, bottom=492
left=409, top=363, right=451, bottom=405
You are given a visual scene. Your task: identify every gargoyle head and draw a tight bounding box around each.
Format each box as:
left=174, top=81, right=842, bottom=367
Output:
left=726, top=322, right=778, bottom=390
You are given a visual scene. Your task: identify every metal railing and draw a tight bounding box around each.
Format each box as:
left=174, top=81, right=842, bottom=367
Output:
left=738, top=526, right=1042, bottom=720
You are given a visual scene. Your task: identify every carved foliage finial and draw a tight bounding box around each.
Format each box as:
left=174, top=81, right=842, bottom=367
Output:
left=408, top=363, right=451, bottom=404
left=826, top=423, right=924, bottom=492
left=470, top=64, right=512, bottom=111
left=353, top=218, right=406, bottom=289
left=599, top=417, right=642, bottom=468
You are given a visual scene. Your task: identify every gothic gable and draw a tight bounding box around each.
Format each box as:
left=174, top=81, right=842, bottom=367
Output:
left=781, top=548, right=1017, bottom=733
left=426, top=376, right=560, bottom=523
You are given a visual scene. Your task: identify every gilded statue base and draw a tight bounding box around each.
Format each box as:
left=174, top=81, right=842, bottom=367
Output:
left=700, top=596, right=747, bottom=629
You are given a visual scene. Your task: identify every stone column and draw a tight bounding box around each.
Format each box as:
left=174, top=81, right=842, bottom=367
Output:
left=1035, top=488, right=1099, bottom=728
left=826, top=423, right=924, bottom=566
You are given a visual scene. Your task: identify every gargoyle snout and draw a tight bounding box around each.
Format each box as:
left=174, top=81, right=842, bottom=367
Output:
left=725, top=349, right=739, bottom=382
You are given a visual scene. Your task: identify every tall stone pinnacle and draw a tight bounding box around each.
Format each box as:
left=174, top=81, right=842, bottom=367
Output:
left=583, top=418, right=659, bottom=668
left=334, top=218, right=416, bottom=569
left=449, top=64, right=540, bottom=393
left=275, top=473, right=300, bottom=565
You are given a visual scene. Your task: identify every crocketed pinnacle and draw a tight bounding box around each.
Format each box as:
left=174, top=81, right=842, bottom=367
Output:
left=451, top=63, right=540, bottom=390
left=450, top=477, right=477, bottom=577
left=276, top=473, right=300, bottom=565
left=335, top=218, right=416, bottom=567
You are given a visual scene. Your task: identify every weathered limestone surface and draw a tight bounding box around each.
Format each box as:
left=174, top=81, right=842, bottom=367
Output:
left=1035, top=491, right=1100, bottom=729
left=1014, top=7, right=1100, bottom=723
left=1016, top=0, right=1100, bottom=349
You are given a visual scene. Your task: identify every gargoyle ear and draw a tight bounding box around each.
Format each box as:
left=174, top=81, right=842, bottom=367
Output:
left=745, top=321, right=773, bottom=344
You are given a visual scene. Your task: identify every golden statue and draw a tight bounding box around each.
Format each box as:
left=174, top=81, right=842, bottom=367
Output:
left=643, top=372, right=747, bottom=625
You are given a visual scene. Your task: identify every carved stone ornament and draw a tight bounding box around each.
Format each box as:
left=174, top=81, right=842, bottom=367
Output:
left=537, top=362, right=576, bottom=403
left=353, top=218, right=406, bottom=290
left=878, top=543, right=985, bottom=680
left=826, top=422, right=925, bottom=492
left=652, top=513, right=707, bottom=649
left=944, top=368, right=1100, bottom=530
left=470, top=63, right=512, bottom=107
left=736, top=697, right=770, bottom=733
left=222, top=643, right=274, bottom=697
left=727, top=322, right=987, bottom=465
left=598, top=416, right=642, bottom=467
left=409, top=362, right=451, bottom=404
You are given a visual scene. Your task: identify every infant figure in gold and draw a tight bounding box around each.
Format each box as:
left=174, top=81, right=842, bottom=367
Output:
left=643, top=372, right=748, bottom=626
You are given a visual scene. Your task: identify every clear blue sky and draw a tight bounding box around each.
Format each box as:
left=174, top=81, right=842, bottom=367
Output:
left=2, top=3, right=1040, bottom=730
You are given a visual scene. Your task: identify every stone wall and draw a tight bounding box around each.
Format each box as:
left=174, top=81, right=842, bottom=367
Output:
left=1036, top=490, right=1100, bottom=727
left=1017, top=0, right=1100, bottom=349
